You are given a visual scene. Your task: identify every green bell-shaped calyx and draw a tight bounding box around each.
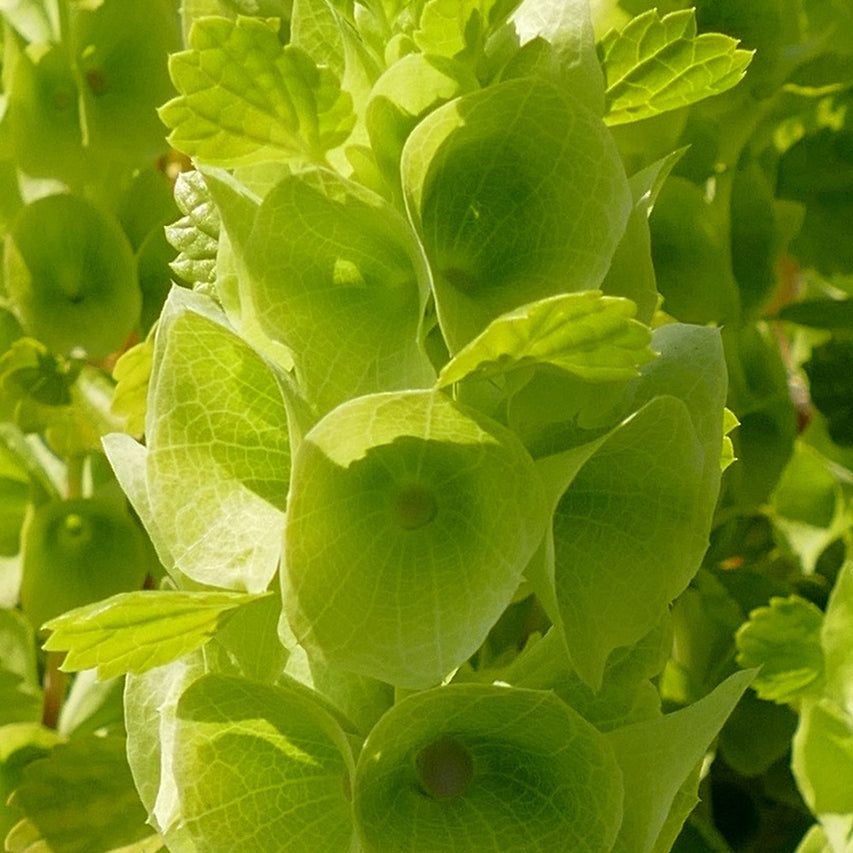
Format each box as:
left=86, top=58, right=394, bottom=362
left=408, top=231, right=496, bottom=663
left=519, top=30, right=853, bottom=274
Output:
left=353, top=683, right=624, bottom=852
left=283, top=389, right=547, bottom=688
left=4, top=194, right=139, bottom=359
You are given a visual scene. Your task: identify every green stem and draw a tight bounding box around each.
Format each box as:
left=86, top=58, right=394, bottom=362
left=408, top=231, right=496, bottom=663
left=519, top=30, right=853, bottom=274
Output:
left=66, top=454, right=85, bottom=499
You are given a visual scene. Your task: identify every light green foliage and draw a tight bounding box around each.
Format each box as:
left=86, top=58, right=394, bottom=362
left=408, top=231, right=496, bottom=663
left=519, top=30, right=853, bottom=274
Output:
left=607, top=669, right=754, bottom=853
left=366, top=52, right=477, bottom=191
left=16, top=0, right=853, bottom=849
left=160, top=15, right=355, bottom=166
left=553, top=395, right=707, bottom=687
left=42, top=590, right=266, bottom=680
left=124, top=653, right=207, bottom=850
left=599, top=8, right=753, bottom=126
left=551, top=323, right=727, bottom=687
left=110, top=336, right=154, bottom=439
left=355, top=684, right=623, bottom=852
left=165, top=170, right=220, bottom=287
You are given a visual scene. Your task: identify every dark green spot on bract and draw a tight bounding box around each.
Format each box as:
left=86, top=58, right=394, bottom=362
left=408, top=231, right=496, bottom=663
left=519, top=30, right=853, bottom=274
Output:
left=85, top=69, right=108, bottom=95
left=392, top=485, right=436, bottom=530
left=51, top=88, right=75, bottom=112
left=416, top=735, right=474, bottom=799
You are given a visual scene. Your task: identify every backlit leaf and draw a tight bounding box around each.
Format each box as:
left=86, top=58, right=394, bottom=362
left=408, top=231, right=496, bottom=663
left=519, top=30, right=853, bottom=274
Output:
left=599, top=8, right=753, bottom=126
left=160, top=15, right=355, bottom=166
left=144, top=288, right=291, bottom=591
left=437, top=290, right=656, bottom=388
left=402, top=76, right=631, bottom=352
left=42, top=590, right=267, bottom=679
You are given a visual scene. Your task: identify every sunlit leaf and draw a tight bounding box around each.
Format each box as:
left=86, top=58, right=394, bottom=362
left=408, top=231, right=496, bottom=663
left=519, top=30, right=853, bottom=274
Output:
left=599, top=8, right=753, bottom=126
left=437, top=291, right=656, bottom=389
left=160, top=15, right=355, bottom=166
left=42, top=590, right=268, bottom=679
left=144, top=288, right=291, bottom=591
left=164, top=169, right=220, bottom=287
left=402, top=76, right=631, bottom=352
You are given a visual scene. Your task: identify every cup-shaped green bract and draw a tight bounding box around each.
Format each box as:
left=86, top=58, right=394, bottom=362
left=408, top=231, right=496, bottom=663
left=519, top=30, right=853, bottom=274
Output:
left=73, top=0, right=182, bottom=163
left=402, top=77, right=631, bottom=352
left=353, top=683, right=624, bottom=852
left=283, top=390, right=547, bottom=689
left=4, top=194, right=140, bottom=359
left=4, top=42, right=90, bottom=184
left=19, top=496, right=149, bottom=630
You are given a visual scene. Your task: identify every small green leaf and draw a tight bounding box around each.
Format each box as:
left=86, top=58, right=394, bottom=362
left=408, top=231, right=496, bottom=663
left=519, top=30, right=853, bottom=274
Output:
left=599, top=8, right=753, bottom=126
left=735, top=596, right=825, bottom=703
left=160, top=15, right=355, bottom=166
left=721, top=407, right=739, bottom=472
left=173, top=674, right=356, bottom=853
left=415, top=0, right=502, bottom=60
left=7, top=735, right=158, bottom=853
left=437, top=291, right=656, bottom=389
left=42, top=590, right=268, bottom=680
left=164, top=170, right=220, bottom=287
left=354, top=684, right=623, bottom=853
